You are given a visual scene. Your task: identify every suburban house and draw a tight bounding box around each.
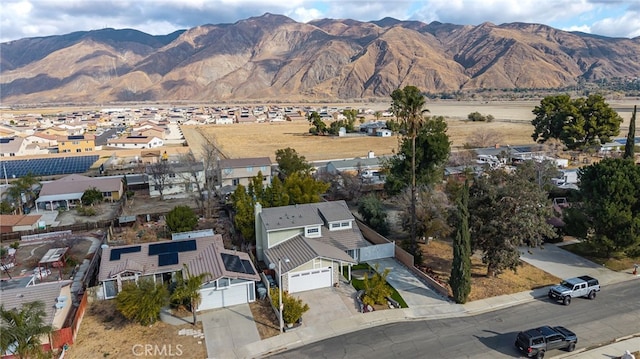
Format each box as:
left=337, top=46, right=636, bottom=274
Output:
left=324, top=153, right=385, bottom=176
left=0, top=137, right=49, bottom=157
left=254, top=200, right=394, bottom=293
left=217, top=157, right=272, bottom=196
left=146, top=161, right=205, bottom=199
left=57, top=134, right=95, bottom=153
left=97, top=233, right=259, bottom=311
left=36, top=174, right=124, bottom=211
left=0, top=214, right=43, bottom=233
left=106, top=136, right=163, bottom=149
left=0, top=279, right=74, bottom=358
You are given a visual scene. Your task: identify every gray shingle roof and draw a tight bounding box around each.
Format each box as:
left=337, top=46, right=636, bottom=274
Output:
left=260, top=200, right=353, bottom=231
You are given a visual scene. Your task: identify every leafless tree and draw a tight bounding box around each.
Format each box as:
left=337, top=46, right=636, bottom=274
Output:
left=147, top=160, right=173, bottom=200
left=448, top=150, right=476, bottom=167
left=397, top=186, right=453, bottom=242
left=465, top=129, right=504, bottom=148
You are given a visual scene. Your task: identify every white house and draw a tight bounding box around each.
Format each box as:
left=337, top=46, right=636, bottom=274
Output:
left=146, top=161, right=206, bottom=199
left=106, top=136, right=164, bottom=149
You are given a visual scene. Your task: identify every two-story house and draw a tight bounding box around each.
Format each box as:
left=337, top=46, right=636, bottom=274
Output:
left=218, top=157, right=272, bottom=196
left=254, top=200, right=394, bottom=293
left=146, top=161, right=206, bottom=199
left=58, top=134, right=95, bottom=153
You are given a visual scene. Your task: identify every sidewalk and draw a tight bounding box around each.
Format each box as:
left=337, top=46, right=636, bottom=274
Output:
left=553, top=335, right=640, bottom=359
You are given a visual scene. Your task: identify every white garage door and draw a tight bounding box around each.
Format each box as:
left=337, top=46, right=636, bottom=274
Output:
left=288, top=267, right=332, bottom=293
left=198, top=284, right=249, bottom=311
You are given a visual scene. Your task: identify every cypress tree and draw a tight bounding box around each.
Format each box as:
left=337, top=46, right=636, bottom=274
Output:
left=624, top=105, right=636, bottom=160
left=450, top=180, right=472, bottom=304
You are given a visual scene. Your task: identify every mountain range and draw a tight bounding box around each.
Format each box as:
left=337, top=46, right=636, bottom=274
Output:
left=1, top=13, right=639, bottom=104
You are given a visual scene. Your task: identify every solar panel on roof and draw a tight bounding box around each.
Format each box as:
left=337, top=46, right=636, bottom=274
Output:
left=158, top=252, right=179, bottom=266
left=109, top=246, right=142, bottom=261
left=148, top=239, right=197, bottom=255
left=68, top=135, right=85, bottom=140
left=221, top=253, right=254, bottom=274
left=241, top=260, right=256, bottom=274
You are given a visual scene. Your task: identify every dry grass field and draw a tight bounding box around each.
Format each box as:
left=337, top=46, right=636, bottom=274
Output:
left=182, top=100, right=639, bottom=161
left=420, top=240, right=561, bottom=301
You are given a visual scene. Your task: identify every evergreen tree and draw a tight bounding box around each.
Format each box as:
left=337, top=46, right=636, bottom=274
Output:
left=449, top=181, right=472, bottom=304
left=166, top=205, right=198, bottom=233
left=624, top=105, right=637, bottom=159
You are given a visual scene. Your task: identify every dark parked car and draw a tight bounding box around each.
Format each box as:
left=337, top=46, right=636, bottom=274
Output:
left=515, top=325, right=577, bottom=358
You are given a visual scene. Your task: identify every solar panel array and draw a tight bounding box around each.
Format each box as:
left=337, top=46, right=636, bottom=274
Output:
left=1, top=155, right=99, bottom=178
left=110, top=246, right=142, bottom=261
left=148, top=240, right=197, bottom=255
left=158, top=252, right=179, bottom=266
left=220, top=253, right=256, bottom=275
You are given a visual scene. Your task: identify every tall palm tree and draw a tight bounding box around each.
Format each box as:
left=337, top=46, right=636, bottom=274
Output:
left=170, top=264, right=211, bottom=325
left=0, top=301, right=54, bottom=359
left=5, top=173, right=40, bottom=214
left=390, top=86, right=429, bottom=259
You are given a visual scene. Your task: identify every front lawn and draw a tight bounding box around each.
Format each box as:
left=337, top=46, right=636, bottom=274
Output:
left=560, top=242, right=640, bottom=271
left=344, top=264, right=408, bottom=308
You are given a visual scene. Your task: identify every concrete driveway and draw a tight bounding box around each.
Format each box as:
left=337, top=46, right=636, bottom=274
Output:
left=294, top=284, right=360, bottom=327
left=366, top=257, right=452, bottom=307
left=519, top=243, right=631, bottom=285
left=200, top=303, right=259, bottom=359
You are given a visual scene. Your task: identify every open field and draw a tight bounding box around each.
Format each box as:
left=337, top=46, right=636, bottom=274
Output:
left=182, top=119, right=535, bottom=161
left=182, top=100, right=639, bottom=161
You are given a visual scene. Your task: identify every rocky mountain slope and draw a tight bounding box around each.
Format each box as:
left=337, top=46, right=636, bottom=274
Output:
left=1, top=13, right=639, bottom=104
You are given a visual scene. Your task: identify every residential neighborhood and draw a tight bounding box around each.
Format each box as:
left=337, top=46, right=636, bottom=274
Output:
left=1, top=98, right=639, bottom=359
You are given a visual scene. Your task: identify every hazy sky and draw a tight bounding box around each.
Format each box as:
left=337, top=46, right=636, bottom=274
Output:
left=2, top=0, right=639, bottom=43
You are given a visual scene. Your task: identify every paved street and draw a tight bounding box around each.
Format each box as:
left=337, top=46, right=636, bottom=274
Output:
left=271, top=280, right=640, bottom=358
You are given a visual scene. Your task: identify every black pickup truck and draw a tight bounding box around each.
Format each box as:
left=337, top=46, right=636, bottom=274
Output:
left=515, top=325, right=577, bottom=359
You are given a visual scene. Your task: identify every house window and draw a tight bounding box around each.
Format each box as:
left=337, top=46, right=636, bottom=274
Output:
left=305, top=226, right=321, bottom=237
left=331, top=223, right=340, bottom=229
left=261, top=166, right=267, bottom=172
left=232, top=179, right=239, bottom=186
left=76, top=148, right=81, bottom=152
left=246, top=166, right=253, bottom=172
left=341, top=221, right=350, bottom=227
left=103, top=280, right=118, bottom=299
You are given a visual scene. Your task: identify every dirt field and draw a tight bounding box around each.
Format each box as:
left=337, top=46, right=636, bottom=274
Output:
left=66, top=300, right=207, bottom=359
left=420, top=239, right=561, bottom=301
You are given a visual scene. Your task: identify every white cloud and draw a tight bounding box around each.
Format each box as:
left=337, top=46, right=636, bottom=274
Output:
left=288, top=7, right=324, bottom=23
left=590, top=10, right=640, bottom=38
left=562, top=25, right=592, bottom=34
left=0, top=0, right=637, bottom=42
